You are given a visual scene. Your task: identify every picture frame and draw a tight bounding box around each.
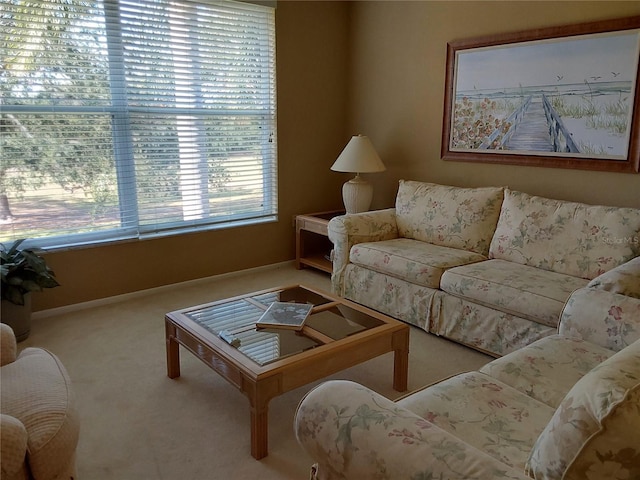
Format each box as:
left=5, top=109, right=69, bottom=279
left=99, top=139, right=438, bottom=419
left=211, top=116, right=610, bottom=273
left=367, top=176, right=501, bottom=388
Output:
left=441, top=16, right=640, bottom=173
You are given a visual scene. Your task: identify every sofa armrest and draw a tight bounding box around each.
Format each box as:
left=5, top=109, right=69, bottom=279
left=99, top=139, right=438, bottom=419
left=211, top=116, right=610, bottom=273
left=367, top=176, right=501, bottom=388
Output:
left=0, top=323, right=18, bottom=366
left=0, top=414, right=28, bottom=479
left=328, top=208, right=399, bottom=295
left=559, top=287, right=640, bottom=351
left=587, top=256, right=640, bottom=298
left=295, top=380, right=530, bottom=480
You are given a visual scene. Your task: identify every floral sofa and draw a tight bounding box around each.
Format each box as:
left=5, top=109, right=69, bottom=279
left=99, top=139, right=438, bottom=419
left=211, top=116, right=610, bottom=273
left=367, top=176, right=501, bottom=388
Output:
left=328, top=180, right=640, bottom=356
left=294, top=260, right=640, bottom=479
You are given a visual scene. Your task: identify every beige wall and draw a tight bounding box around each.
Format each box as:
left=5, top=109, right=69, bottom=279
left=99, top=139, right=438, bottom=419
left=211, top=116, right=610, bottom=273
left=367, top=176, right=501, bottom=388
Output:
left=35, top=1, right=640, bottom=312
left=348, top=1, right=640, bottom=211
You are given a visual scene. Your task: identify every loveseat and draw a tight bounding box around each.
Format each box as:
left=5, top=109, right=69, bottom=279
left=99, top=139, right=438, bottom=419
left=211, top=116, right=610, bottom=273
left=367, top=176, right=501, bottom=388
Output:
left=294, top=260, right=640, bottom=479
left=328, top=180, right=640, bottom=356
left=0, top=323, right=80, bottom=480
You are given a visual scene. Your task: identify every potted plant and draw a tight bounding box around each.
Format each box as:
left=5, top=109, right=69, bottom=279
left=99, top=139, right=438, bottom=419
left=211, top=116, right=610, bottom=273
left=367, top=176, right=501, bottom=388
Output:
left=1, top=239, right=60, bottom=341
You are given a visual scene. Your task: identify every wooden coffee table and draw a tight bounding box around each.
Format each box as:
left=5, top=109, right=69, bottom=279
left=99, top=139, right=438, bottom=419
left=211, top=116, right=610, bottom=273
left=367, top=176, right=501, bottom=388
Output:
left=165, top=284, right=409, bottom=459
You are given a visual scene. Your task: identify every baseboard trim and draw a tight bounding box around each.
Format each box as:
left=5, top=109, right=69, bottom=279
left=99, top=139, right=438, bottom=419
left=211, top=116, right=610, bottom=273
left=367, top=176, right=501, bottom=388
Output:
left=33, top=261, right=295, bottom=320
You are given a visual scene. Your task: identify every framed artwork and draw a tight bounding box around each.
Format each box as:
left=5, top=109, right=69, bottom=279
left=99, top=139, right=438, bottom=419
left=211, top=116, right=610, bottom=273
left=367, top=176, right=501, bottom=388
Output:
left=441, top=16, right=640, bottom=172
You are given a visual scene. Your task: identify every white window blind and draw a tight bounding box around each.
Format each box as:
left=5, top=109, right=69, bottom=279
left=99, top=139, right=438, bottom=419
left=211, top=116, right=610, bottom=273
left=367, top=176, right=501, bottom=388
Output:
left=0, top=0, right=277, bottom=249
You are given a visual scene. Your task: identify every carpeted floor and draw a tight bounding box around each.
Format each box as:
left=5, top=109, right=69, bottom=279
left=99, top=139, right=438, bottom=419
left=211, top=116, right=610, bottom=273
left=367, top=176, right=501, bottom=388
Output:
left=24, top=262, right=491, bottom=479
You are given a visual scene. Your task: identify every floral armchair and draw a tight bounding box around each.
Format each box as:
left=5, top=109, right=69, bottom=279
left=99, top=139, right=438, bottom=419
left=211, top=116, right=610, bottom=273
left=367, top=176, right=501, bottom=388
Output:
left=294, top=258, right=640, bottom=479
left=0, top=323, right=79, bottom=480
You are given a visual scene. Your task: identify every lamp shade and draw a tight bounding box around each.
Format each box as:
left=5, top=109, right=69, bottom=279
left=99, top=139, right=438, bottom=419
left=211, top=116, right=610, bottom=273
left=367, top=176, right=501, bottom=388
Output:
left=331, top=135, right=386, bottom=173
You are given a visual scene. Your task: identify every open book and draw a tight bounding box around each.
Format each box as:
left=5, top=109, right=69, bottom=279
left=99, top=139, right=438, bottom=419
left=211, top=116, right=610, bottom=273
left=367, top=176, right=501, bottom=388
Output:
left=256, top=301, right=313, bottom=331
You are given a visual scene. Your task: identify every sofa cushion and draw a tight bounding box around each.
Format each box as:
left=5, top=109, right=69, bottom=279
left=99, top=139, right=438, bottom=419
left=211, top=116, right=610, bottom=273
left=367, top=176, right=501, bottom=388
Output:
left=489, top=189, right=640, bottom=279
left=349, top=238, right=486, bottom=288
left=440, top=259, right=588, bottom=327
left=395, top=180, right=504, bottom=256
left=343, top=264, right=439, bottom=331
left=397, top=372, right=555, bottom=471
left=587, top=255, right=640, bottom=299
left=431, top=292, right=557, bottom=357
left=526, top=339, right=640, bottom=480
left=479, top=335, right=613, bottom=408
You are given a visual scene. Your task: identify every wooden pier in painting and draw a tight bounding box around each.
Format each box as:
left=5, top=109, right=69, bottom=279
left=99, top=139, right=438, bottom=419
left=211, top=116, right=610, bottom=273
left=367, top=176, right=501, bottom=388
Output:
left=505, top=97, right=554, bottom=151
left=481, top=94, right=580, bottom=154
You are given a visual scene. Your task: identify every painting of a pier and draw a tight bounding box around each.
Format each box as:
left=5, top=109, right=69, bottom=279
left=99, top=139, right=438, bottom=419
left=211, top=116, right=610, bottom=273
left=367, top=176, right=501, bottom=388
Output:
left=441, top=16, right=640, bottom=173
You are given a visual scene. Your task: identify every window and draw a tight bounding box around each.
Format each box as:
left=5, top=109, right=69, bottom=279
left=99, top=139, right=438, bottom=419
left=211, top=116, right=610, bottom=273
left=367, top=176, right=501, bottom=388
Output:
left=0, top=0, right=277, bottom=249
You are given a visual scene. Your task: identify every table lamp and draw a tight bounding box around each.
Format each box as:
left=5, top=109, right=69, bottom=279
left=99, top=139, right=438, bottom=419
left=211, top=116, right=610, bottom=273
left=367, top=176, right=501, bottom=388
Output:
left=331, top=135, right=386, bottom=214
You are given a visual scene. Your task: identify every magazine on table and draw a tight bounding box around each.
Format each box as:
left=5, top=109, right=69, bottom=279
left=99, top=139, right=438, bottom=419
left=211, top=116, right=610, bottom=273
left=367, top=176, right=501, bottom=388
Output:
left=256, top=301, right=313, bottom=331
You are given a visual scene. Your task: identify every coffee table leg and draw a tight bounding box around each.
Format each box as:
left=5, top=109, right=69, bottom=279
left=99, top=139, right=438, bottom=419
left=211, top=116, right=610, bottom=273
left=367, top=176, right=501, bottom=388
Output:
left=166, top=320, right=181, bottom=379
left=250, top=405, right=269, bottom=459
left=249, top=392, right=270, bottom=459
left=393, top=329, right=409, bottom=392
left=247, top=377, right=282, bottom=459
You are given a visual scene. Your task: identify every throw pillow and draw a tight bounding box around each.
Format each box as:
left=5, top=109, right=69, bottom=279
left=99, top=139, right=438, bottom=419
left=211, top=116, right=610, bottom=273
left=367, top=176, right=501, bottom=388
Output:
left=525, top=339, right=640, bottom=480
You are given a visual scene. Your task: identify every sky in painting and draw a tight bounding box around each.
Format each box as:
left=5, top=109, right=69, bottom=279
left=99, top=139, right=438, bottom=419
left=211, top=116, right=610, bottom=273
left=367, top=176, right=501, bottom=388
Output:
left=455, top=30, right=640, bottom=92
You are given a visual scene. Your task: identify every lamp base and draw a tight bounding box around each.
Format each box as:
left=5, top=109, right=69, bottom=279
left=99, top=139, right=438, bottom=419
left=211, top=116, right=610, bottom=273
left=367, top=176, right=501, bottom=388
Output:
left=342, top=174, right=373, bottom=214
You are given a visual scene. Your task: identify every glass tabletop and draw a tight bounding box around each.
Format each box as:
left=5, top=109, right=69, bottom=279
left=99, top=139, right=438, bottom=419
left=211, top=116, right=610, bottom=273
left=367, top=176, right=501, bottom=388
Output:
left=184, top=286, right=384, bottom=366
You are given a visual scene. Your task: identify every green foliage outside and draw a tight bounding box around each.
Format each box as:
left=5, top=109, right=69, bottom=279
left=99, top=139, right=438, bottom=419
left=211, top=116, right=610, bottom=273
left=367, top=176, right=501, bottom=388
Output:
left=0, top=0, right=264, bottom=241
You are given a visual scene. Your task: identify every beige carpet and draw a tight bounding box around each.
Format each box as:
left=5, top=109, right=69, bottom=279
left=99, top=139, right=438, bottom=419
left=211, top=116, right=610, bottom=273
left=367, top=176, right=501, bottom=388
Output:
left=23, top=262, right=491, bottom=480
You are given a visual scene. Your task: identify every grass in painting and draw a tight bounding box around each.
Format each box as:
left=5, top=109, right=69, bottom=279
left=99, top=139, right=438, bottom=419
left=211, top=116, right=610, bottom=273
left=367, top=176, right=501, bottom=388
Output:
left=551, top=92, right=629, bottom=135
left=577, top=142, right=609, bottom=156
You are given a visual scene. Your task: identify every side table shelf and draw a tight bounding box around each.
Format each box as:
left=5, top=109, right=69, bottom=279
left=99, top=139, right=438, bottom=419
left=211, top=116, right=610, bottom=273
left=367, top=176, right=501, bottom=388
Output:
left=295, top=210, right=345, bottom=274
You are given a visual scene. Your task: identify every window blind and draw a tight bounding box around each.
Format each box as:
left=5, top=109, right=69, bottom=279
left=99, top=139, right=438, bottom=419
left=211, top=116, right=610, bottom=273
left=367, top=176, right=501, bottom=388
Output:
left=0, top=0, right=277, bottom=249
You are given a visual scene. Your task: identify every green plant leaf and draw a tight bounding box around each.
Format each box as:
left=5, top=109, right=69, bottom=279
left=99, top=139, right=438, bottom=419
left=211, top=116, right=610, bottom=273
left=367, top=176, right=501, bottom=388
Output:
left=4, top=285, right=26, bottom=305
left=0, top=239, right=59, bottom=305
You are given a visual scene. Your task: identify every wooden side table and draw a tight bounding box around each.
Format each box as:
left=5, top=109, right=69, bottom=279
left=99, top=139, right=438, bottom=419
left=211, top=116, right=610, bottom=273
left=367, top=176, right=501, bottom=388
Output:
left=295, top=210, right=345, bottom=273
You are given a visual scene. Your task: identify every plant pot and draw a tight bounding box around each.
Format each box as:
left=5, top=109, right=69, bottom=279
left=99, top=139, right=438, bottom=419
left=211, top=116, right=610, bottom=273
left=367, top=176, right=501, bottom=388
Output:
left=1, top=294, right=32, bottom=342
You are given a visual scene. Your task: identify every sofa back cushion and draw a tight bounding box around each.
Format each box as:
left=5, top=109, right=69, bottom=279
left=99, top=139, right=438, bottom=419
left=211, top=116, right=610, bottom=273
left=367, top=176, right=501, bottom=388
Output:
left=525, top=339, right=640, bottom=480
left=489, top=189, right=640, bottom=279
left=395, top=180, right=504, bottom=256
